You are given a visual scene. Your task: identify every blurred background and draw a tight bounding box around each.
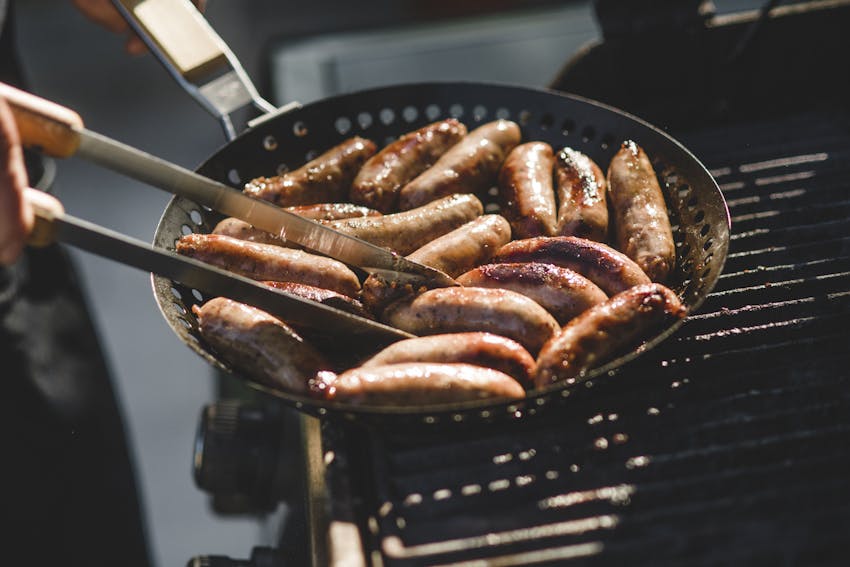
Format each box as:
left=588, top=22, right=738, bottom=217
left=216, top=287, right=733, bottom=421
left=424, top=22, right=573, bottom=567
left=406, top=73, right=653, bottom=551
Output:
left=11, top=0, right=760, bottom=565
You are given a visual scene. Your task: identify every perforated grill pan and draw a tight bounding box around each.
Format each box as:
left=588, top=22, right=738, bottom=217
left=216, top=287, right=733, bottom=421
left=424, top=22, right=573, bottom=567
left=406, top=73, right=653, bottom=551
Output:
left=152, top=82, right=730, bottom=425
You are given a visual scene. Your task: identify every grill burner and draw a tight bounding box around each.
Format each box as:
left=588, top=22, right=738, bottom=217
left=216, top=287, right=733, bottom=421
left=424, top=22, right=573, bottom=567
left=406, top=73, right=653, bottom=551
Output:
left=320, top=108, right=850, bottom=565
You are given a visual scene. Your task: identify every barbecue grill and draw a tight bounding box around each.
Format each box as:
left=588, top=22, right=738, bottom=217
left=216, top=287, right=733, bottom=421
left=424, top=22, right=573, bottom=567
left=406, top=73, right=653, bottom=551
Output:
left=188, top=2, right=850, bottom=565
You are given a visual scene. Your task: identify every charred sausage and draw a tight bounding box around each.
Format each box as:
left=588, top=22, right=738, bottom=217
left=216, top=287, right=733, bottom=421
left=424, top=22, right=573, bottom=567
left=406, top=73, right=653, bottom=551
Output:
left=326, top=193, right=483, bottom=255
left=176, top=233, right=361, bottom=298
left=555, top=147, right=608, bottom=242
left=491, top=236, right=650, bottom=296
left=243, top=137, right=377, bottom=207
left=407, top=214, right=511, bottom=278
left=323, top=362, right=525, bottom=406
left=360, top=332, right=536, bottom=387
left=383, top=286, right=559, bottom=354
left=193, top=297, right=330, bottom=394
left=498, top=142, right=557, bottom=238
left=350, top=119, right=467, bottom=212
left=535, top=283, right=687, bottom=387
left=456, top=262, right=608, bottom=325
left=607, top=141, right=676, bottom=282
left=397, top=120, right=521, bottom=210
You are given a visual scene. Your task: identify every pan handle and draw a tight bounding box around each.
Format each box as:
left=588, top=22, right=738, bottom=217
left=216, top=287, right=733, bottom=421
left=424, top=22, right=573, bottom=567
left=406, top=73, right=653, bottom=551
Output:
left=112, top=0, right=278, bottom=140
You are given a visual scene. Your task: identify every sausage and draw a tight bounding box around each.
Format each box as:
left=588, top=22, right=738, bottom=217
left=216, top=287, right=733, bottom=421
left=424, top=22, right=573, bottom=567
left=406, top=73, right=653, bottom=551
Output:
left=212, top=217, right=287, bottom=247
left=383, top=286, right=559, bottom=354
left=554, top=147, right=608, bottom=242
left=192, top=297, right=330, bottom=395
left=491, top=236, right=650, bottom=296
left=350, top=119, right=467, bottom=212
left=326, top=193, right=483, bottom=255
left=534, top=283, right=687, bottom=387
left=456, top=262, right=608, bottom=325
left=498, top=142, right=557, bottom=238
left=175, top=233, right=361, bottom=298
left=262, top=281, right=373, bottom=320
left=360, top=332, right=536, bottom=387
left=407, top=214, right=511, bottom=278
left=397, top=120, right=521, bottom=210
left=243, top=137, right=377, bottom=207
left=286, top=202, right=381, bottom=221
left=607, top=141, right=676, bottom=282
left=323, top=363, right=525, bottom=406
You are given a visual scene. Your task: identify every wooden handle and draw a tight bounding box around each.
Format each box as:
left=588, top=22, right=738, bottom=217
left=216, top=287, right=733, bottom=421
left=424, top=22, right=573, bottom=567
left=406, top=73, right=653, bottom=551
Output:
left=25, top=187, right=65, bottom=247
left=116, top=0, right=228, bottom=82
left=0, top=83, right=83, bottom=158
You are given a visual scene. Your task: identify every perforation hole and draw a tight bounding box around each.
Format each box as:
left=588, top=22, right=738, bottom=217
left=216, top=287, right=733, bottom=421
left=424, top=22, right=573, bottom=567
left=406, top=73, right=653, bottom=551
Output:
left=177, top=317, right=191, bottom=329
left=170, top=287, right=182, bottom=300
left=380, top=108, right=395, bottom=125
left=701, top=267, right=712, bottom=278
left=357, top=112, right=373, bottom=129
left=227, top=169, right=241, bottom=185
left=694, top=210, right=705, bottom=223
left=276, top=163, right=290, bottom=175
left=172, top=302, right=187, bottom=315
left=561, top=118, right=575, bottom=135
left=402, top=106, right=418, bottom=122
left=293, top=121, right=308, bottom=137
left=495, top=107, right=510, bottom=119
left=191, top=289, right=204, bottom=302
left=518, top=110, right=531, bottom=126
left=601, top=134, right=615, bottom=150
left=687, top=195, right=699, bottom=209
left=449, top=104, right=464, bottom=118
left=189, top=210, right=203, bottom=225
left=582, top=126, right=596, bottom=142
left=263, top=135, right=278, bottom=151
left=703, top=238, right=713, bottom=251
left=180, top=224, right=193, bottom=236
left=305, top=149, right=319, bottom=161
left=335, top=116, right=352, bottom=134
left=700, top=223, right=711, bottom=237
left=472, top=105, right=487, bottom=121
left=425, top=104, right=441, bottom=120
left=539, top=113, right=554, bottom=130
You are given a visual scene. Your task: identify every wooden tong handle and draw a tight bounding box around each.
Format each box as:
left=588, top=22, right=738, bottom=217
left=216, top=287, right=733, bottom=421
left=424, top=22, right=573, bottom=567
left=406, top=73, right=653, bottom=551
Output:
left=0, top=82, right=83, bottom=158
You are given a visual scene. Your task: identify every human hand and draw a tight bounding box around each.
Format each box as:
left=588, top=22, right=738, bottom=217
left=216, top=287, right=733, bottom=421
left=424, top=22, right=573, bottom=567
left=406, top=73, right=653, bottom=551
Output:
left=71, top=0, right=207, bottom=55
left=0, top=100, right=64, bottom=265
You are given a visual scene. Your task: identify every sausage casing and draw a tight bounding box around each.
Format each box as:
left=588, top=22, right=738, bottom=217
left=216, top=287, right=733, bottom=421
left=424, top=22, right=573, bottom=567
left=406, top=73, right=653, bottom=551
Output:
left=498, top=142, right=557, bottom=238
left=243, top=137, right=377, bottom=207
left=534, top=283, right=687, bottom=387
left=360, top=332, right=536, bottom=387
left=607, top=141, right=676, bottom=282
left=491, top=236, right=650, bottom=296
left=326, top=193, right=483, bottom=255
left=555, top=147, right=608, bottom=242
left=350, top=119, right=467, bottom=212
left=398, top=120, right=521, bottom=210
left=407, top=214, right=511, bottom=278
left=383, top=286, right=559, bottom=354
left=324, top=363, right=525, bottom=406
left=262, top=281, right=373, bottom=320
left=212, top=217, right=288, bottom=247
left=286, top=202, right=381, bottom=221
left=457, top=262, right=608, bottom=325
left=176, top=233, right=361, bottom=298
left=193, top=297, right=329, bottom=394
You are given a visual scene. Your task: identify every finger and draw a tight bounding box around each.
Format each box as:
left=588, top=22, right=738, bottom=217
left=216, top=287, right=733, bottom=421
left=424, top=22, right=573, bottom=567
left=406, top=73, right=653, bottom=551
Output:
left=125, top=35, right=148, bottom=56
left=0, top=99, right=32, bottom=265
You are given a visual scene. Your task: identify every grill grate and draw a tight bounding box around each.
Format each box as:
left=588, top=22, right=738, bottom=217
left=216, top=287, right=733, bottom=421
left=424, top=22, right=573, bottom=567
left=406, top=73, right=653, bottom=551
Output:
left=322, top=108, right=850, bottom=566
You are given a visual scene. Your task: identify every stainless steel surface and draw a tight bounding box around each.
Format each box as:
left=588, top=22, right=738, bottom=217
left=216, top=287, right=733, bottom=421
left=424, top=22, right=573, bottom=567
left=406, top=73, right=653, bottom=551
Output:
left=75, top=127, right=454, bottom=288
left=48, top=211, right=412, bottom=341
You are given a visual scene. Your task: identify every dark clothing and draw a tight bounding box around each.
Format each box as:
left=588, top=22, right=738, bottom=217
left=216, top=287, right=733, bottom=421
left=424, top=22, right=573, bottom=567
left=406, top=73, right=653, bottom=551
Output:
left=1, top=3, right=152, bottom=565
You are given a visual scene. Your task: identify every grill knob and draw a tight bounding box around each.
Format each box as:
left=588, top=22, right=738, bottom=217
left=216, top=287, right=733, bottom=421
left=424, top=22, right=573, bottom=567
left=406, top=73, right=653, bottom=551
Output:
left=193, top=400, right=288, bottom=511
left=186, top=546, right=284, bottom=567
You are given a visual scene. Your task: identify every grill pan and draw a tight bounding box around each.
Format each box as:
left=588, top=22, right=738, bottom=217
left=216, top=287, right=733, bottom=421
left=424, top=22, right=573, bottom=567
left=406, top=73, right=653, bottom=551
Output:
left=151, top=81, right=730, bottom=424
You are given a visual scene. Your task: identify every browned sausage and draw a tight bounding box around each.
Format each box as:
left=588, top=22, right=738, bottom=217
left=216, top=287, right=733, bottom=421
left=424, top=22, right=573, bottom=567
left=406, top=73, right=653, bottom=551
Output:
left=350, top=119, right=467, bottom=212
left=498, top=142, right=557, bottom=238
left=360, top=332, right=536, bottom=387
left=491, top=236, right=650, bottom=296
left=193, top=297, right=330, bottom=394
left=262, top=281, right=373, bottom=320
left=554, top=147, right=608, bottom=242
left=397, top=120, right=521, bottom=210
left=407, top=214, right=511, bottom=278
left=175, top=233, right=361, bottom=298
left=326, top=193, right=483, bottom=255
left=607, top=141, right=676, bottom=282
left=286, top=203, right=381, bottom=221
left=456, top=262, right=608, bottom=325
left=323, top=363, right=525, bottom=406
left=383, top=286, right=559, bottom=354
left=534, top=283, right=686, bottom=387
left=243, top=137, right=377, bottom=207
left=212, top=217, right=287, bottom=246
